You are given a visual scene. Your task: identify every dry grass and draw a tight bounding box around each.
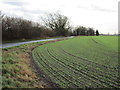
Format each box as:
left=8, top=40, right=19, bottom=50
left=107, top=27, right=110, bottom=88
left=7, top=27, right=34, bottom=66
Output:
left=2, top=42, right=46, bottom=88
left=2, top=38, right=68, bottom=88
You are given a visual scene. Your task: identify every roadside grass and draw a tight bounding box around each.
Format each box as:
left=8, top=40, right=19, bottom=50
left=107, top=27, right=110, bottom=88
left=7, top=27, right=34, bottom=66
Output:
left=2, top=36, right=64, bottom=44
left=2, top=38, right=67, bottom=88
left=2, top=41, right=47, bottom=88
left=0, top=48, right=2, bottom=89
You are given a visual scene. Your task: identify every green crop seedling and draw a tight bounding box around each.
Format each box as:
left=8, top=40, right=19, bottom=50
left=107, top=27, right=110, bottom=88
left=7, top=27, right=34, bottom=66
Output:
left=32, top=36, right=119, bottom=88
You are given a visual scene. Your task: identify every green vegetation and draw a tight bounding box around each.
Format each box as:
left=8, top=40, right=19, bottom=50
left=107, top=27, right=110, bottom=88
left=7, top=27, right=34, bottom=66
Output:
left=32, top=36, right=119, bottom=88
left=2, top=41, right=47, bottom=88
left=2, top=36, right=63, bottom=44
left=93, top=36, right=118, bottom=51
left=2, top=38, right=67, bottom=88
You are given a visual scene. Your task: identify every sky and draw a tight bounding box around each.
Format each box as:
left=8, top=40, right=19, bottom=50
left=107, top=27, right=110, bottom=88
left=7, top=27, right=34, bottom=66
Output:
left=0, top=0, right=119, bottom=34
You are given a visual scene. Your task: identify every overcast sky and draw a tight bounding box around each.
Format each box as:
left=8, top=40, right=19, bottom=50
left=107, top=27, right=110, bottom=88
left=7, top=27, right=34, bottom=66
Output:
left=0, top=0, right=119, bottom=34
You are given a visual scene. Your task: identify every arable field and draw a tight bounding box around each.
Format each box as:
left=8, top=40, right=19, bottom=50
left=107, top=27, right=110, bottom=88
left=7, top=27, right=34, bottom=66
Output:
left=32, top=36, right=119, bottom=88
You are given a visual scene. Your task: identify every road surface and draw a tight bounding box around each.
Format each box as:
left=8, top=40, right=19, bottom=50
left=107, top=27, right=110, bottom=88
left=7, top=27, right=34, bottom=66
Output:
left=1, top=36, right=74, bottom=48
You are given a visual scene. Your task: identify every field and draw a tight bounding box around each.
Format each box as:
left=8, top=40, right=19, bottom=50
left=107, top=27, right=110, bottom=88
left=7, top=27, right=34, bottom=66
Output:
left=32, top=36, right=119, bottom=88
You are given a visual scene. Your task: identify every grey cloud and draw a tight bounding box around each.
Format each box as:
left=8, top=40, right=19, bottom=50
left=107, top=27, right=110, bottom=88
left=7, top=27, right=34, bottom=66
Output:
left=76, top=6, right=88, bottom=9
left=12, top=7, right=49, bottom=15
left=91, top=5, right=116, bottom=13
left=4, top=1, right=28, bottom=6
left=27, top=9, right=49, bottom=15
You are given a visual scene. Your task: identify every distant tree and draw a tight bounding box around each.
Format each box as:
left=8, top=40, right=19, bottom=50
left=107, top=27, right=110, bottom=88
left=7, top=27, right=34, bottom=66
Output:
left=72, top=30, right=77, bottom=36
left=96, top=30, right=99, bottom=36
left=74, top=26, right=87, bottom=36
left=73, top=26, right=96, bottom=36
left=42, top=13, right=71, bottom=36
left=87, top=27, right=95, bottom=36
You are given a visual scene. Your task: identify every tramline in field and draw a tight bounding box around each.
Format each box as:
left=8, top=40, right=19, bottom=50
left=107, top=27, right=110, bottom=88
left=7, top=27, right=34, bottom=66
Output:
left=32, top=36, right=119, bottom=88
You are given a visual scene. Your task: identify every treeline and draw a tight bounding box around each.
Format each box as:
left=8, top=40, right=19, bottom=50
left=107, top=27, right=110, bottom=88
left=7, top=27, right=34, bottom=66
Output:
left=2, top=16, right=55, bottom=41
left=72, top=26, right=98, bottom=36
left=1, top=11, right=99, bottom=41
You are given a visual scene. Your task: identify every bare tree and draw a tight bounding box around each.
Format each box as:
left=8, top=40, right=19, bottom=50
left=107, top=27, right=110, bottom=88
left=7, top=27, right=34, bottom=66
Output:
left=87, top=27, right=95, bottom=36
left=73, top=26, right=95, bottom=36
left=75, top=26, right=87, bottom=36
left=0, top=11, right=4, bottom=20
left=0, top=11, right=4, bottom=43
left=2, top=15, right=55, bottom=41
left=42, top=13, right=71, bottom=36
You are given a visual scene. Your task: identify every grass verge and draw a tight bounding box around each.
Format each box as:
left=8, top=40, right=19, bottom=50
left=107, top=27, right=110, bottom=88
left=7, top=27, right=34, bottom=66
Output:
left=2, top=36, right=64, bottom=44
left=2, top=41, right=46, bottom=88
left=2, top=38, right=67, bottom=88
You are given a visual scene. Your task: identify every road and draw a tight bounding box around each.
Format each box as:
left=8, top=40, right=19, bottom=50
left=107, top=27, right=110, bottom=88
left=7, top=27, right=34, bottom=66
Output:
left=1, top=36, right=74, bottom=48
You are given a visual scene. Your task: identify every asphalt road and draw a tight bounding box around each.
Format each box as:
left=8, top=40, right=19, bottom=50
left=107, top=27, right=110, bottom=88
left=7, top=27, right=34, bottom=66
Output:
left=1, top=36, right=74, bottom=48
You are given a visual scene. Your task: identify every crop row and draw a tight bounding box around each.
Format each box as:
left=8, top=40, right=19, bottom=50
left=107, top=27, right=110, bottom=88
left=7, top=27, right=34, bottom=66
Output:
left=32, top=36, right=119, bottom=88
left=58, top=45, right=118, bottom=76
left=47, top=46, right=118, bottom=87
left=33, top=49, right=82, bottom=88
left=33, top=45, right=118, bottom=88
